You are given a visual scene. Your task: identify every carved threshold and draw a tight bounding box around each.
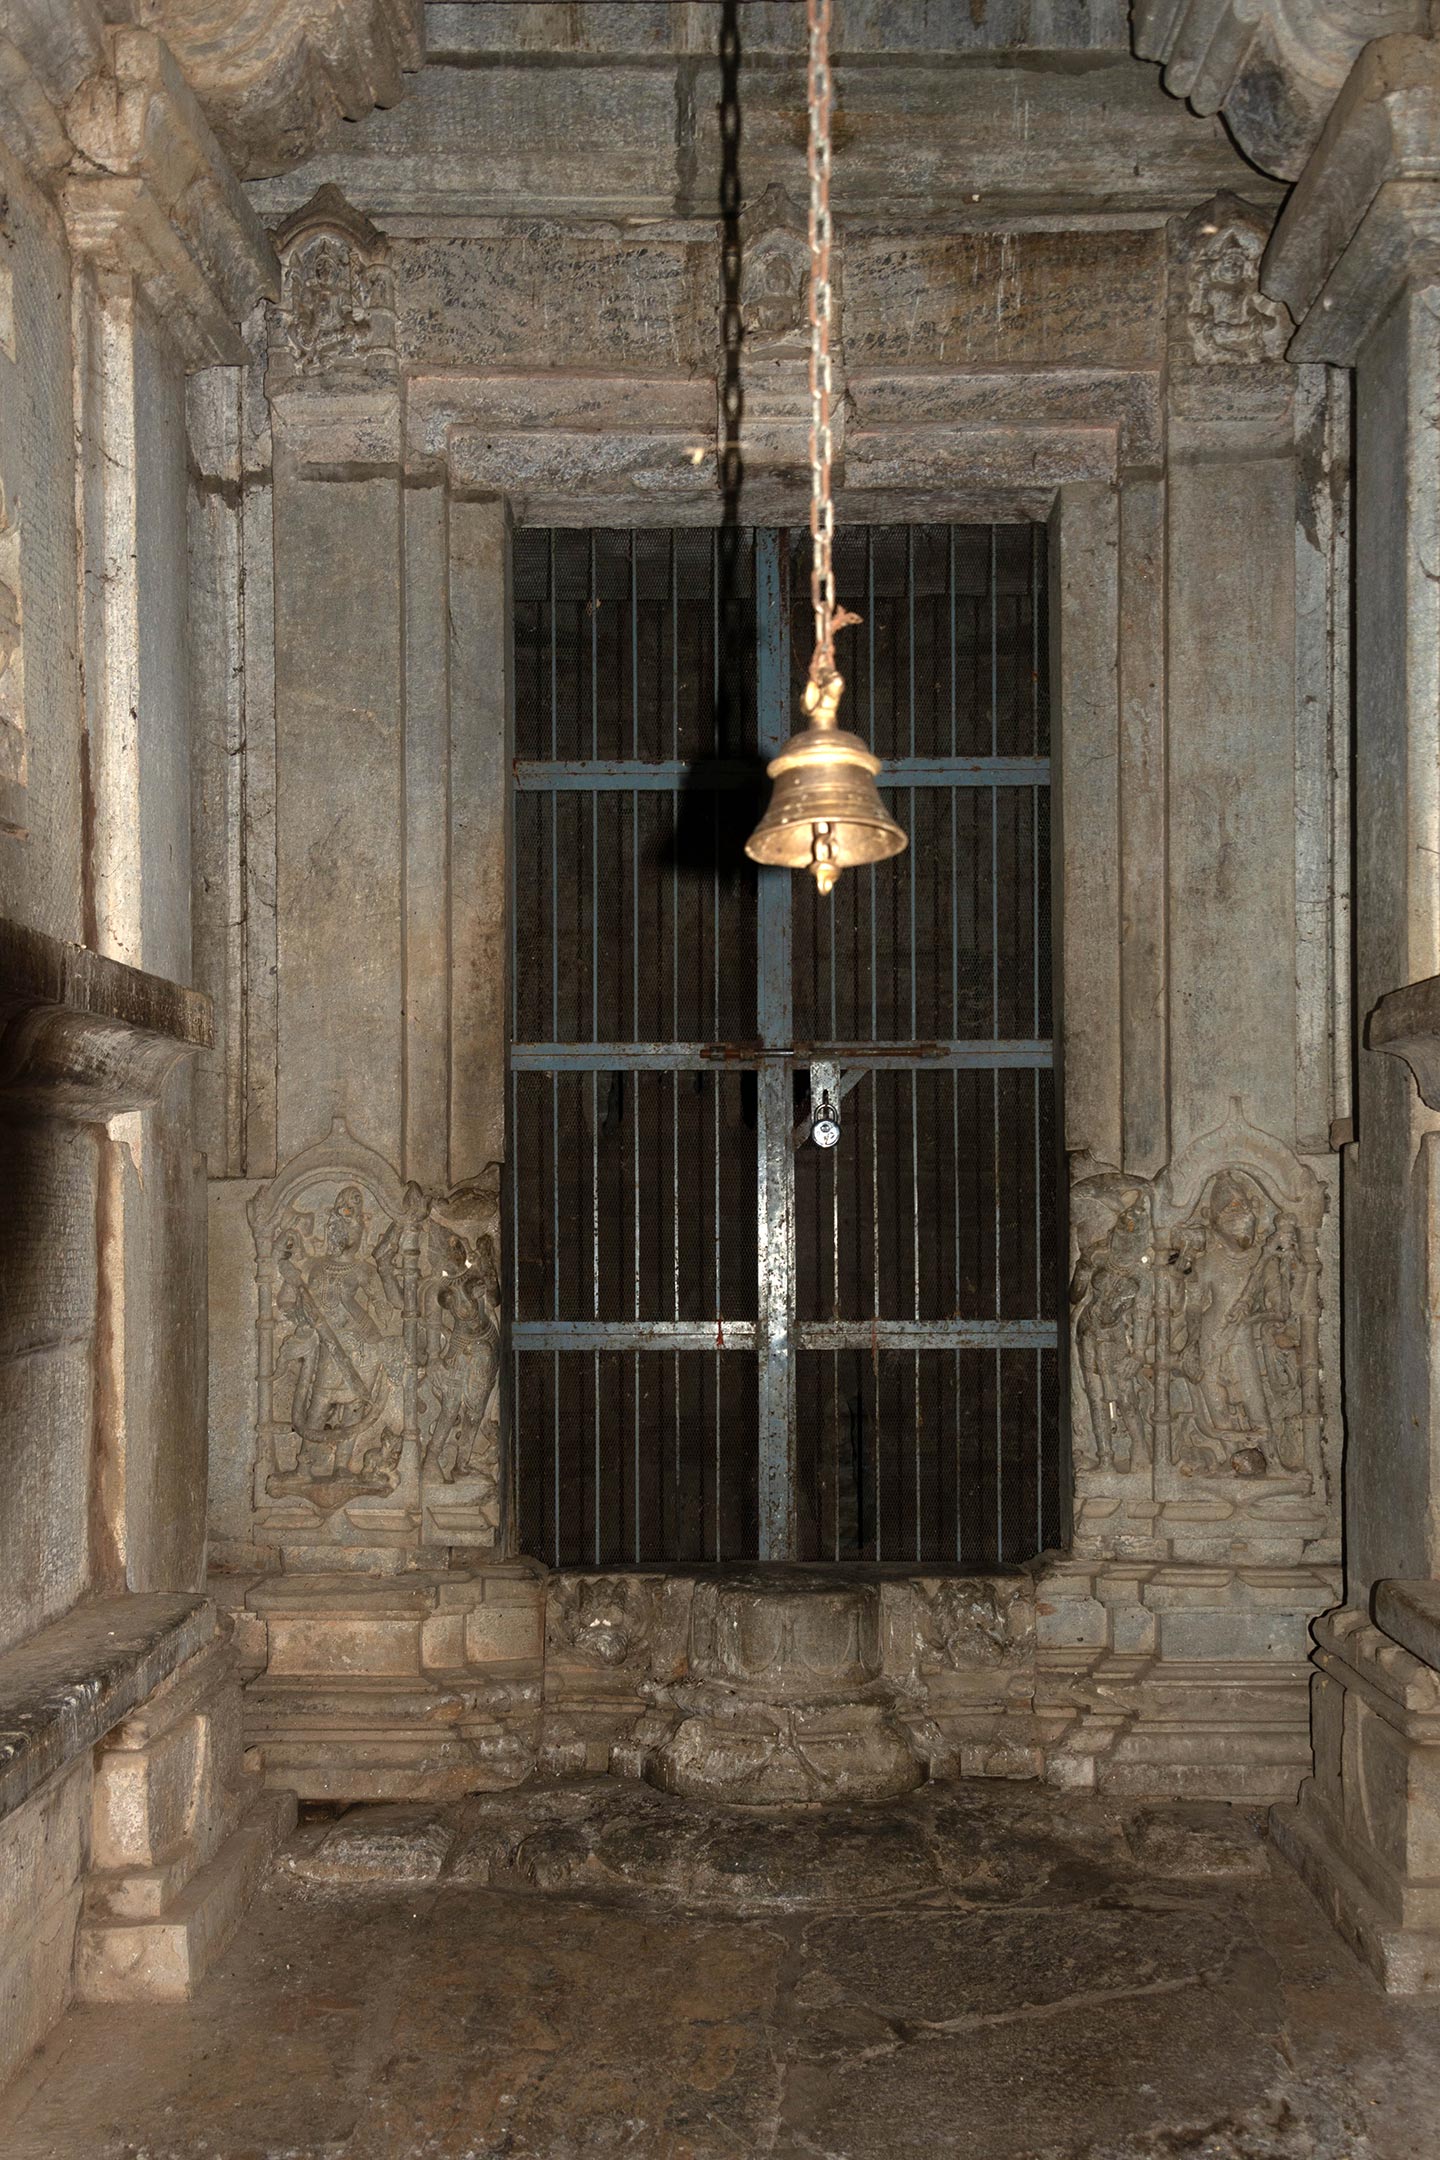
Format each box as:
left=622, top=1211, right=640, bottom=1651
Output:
left=0, top=916, right=213, bottom=1118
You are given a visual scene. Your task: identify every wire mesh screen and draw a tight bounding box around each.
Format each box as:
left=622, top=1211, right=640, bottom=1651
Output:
left=510, top=525, right=1060, bottom=1568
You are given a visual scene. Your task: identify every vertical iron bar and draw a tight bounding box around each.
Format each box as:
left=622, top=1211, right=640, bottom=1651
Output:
left=1032, top=522, right=1044, bottom=1550
left=951, top=528, right=962, bottom=1560
left=549, top=542, right=560, bottom=1561
left=755, top=528, right=795, bottom=1560
left=671, top=537, right=680, bottom=1556
left=991, top=526, right=1002, bottom=1559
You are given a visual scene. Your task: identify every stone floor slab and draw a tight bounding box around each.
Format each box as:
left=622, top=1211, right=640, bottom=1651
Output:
left=2, top=1778, right=1440, bottom=2158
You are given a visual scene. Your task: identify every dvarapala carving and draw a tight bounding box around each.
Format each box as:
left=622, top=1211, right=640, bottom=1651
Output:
left=1070, top=1106, right=1323, bottom=1486
left=249, top=1122, right=500, bottom=1518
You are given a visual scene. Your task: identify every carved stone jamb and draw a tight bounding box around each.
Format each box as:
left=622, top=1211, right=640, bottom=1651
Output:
left=1169, top=193, right=1293, bottom=369
left=266, top=184, right=396, bottom=399
left=138, top=0, right=423, bottom=183
left=1068, top=1161, right=1160, bottom=1557
left=1134, top=1, right=1425, bottom=182
left=61, top=27, right=278, bottom=369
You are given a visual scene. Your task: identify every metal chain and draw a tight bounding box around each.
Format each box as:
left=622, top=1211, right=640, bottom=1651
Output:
left=806, top=0, right=838, bottom=692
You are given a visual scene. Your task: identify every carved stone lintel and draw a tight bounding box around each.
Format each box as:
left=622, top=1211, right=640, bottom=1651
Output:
left=725, top=183, right=843, bottom=479
left=0, top=917, right=213, bottom=1118
left=1368, top=973, right=1440, bottom=1107
left=1134, top=0, right=1425, bottom=182
left=1264, top=34, right=1440, bottom=364
left=62, top=27, right=278, bottom=368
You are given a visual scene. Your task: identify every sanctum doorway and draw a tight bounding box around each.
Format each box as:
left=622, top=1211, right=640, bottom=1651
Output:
left=509, top=523, right=1060, bottom=1568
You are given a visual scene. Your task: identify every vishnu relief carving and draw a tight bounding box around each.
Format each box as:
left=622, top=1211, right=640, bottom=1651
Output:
left=1070, top=1105, right=1324, bottom=1492
left=1171, top=194, right=1292, bottom=368
left=267, top=185, right=396, bottom=393
left=249, top=1123, right=501, bottom=1537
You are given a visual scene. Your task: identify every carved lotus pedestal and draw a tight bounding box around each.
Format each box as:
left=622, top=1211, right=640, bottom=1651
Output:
left=648, top=1574, right=925, bottom=1805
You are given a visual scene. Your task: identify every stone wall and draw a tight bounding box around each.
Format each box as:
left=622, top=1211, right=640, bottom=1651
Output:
left=194, top=12, right=1350, bottom=1809
left=0, top=0, right=349, bottom=2093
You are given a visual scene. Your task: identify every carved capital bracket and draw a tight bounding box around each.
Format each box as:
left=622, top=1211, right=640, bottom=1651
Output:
left=1264, top=33, right=1440, bottom=363
left=1367, top=974, right=1440, bottom=1107
left=62, top=27, right=278, bottom=368
left=150, top=0, right=424, bottom=183
left=1133, top=0, right=1425, bottom=182
left=0, top=916, right=213, bottom=1119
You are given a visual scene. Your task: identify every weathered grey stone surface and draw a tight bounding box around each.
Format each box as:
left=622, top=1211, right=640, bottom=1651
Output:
left=7, top=1780, right=1440, bottom=2158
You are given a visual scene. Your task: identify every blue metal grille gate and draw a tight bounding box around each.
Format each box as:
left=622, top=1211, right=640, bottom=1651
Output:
left=510, top=524, right=1060, bottom=1567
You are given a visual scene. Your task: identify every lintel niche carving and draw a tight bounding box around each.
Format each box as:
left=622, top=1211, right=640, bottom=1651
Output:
left=249, top=1122, right=500, bottom=1544
left=1070, top=1104, right=1324, bottom=1492
left=1171, top=195, right=1292, bottom=367
left=267, top=185, right=396, bottom=395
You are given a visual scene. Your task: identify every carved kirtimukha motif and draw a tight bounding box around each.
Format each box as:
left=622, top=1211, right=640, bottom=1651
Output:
left=1070, top=1106, right=1325, bottom=1492
left=268, top=186, right=396, bottom=391
left=250, top=1124, right=502, bottom=1531
left=1173, top=194, right=1292, bottom=367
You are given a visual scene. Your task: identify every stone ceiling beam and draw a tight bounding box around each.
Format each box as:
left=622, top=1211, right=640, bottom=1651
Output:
left=1133, top=0, right=1427, bottom=180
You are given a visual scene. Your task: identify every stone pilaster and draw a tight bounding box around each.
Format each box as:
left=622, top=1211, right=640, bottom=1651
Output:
left=1264, top=31, right=1440, bottom=1991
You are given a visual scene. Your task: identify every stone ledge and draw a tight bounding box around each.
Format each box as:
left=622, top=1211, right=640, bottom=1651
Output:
left=1272, top=1794, right=1440, bottom=1994
left=1376, top=1579, right=1440, bottom=1672
left=75, top=1788, right=296, bottom=2003
left=0, top=1593, right=213, bottom=1822
left=0, top=916, right=212, bottom=1118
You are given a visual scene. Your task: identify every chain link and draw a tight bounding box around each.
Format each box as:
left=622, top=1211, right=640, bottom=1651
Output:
left=806, top=0, right=838, bottom=691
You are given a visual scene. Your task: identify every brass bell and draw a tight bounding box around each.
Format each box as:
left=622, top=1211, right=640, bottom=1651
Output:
left=745, top=672, right=908, bottom=895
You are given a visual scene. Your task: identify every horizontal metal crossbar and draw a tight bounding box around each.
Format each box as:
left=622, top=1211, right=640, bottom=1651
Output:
left=513, top=757, right=1050, bottom=792
left=797, top=1320, right=1058, bottom=1351
left=510, top=1319, right=1057, bottom=1354
left=512, top=1321, right=757, bottom=1352
left=511, top=1040, right=1053, bottom=1071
